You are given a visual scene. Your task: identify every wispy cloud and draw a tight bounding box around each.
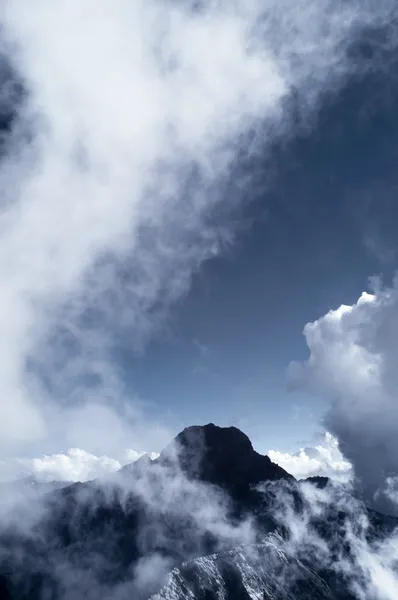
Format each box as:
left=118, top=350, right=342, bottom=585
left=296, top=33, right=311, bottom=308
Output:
left=263, top=478, right=398, bottom=600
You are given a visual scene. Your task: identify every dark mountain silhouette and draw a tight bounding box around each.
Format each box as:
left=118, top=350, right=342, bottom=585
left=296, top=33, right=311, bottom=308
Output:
left=0, top=424, right=395, bottom=600
left=159, top=423, right=293, bottom=501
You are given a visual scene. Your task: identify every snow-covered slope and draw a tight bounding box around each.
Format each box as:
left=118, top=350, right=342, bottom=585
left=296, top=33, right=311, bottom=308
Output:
left=152, top=534, right=334, bottom=600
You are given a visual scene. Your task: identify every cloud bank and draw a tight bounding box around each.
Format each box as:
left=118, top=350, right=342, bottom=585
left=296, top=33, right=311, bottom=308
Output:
left=0, top=448, right=159, bottom=483
left=0, top=431, right=352, bottom=485
left=289, top=282, right=398, bottom=512
left=269, top=432, right=352, bottom=482
left=0, top=432, right=353, bottom=484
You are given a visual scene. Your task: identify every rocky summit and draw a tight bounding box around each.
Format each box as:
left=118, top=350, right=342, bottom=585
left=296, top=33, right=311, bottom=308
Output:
left=158, top=423, right=293, bottom=495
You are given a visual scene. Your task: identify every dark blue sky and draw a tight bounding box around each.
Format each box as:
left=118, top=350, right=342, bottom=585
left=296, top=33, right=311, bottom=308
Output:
left=118, top=42, right=398, bottom=454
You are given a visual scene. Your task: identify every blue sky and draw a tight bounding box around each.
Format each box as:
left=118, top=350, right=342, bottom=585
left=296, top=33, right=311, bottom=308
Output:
left=121, top=47, right=398, bottom=454
left=2, top=1, right=398, bottom=477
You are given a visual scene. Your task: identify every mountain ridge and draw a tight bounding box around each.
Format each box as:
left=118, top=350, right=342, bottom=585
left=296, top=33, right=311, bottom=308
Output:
left=0, top=423, right=395, bottom=600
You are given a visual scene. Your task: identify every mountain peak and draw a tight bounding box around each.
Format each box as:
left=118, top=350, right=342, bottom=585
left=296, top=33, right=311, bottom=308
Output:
left=159, top=423, right=293, bottom=495
left=176, top=422, right=254, bottom=455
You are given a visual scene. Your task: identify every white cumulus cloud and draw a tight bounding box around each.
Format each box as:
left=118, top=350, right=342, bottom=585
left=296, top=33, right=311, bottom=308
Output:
left=0, top=448, right=159, bottom=482
left=289, top=281, right=398, bottom=511
left=269, top=432, right=352, bottom=482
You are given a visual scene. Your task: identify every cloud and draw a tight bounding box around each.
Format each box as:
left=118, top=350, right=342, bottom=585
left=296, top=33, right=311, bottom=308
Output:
left=263, top=479, right=398, bottom=600
left=20, top=449, right=135, bottom=483
left=268, top=432, right=352, bottom=482
left=289, top=282, right=398, bottom=512
left=0, top=0, right=397, bottom=464
left=0, top=447, right=160, bottom=483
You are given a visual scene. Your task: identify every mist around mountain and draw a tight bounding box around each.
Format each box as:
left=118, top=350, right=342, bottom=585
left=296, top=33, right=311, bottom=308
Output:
left=0, top=424, right=396, bottom=600
left=0, top=475, right=71, bottom=492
